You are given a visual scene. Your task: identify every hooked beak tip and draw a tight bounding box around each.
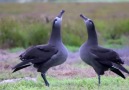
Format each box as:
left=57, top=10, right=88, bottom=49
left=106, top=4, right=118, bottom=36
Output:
left=61, top=10, right=65, bottom=13
left=58, top=10, right=65, bottom=18
left=80, top=14, right=83, bottom=17
left=80, top=14, right=88, bottom=20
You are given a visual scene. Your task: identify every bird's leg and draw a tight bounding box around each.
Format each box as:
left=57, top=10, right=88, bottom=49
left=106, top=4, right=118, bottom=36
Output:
left=97, top=75, right=101, bottom=90
left=41, top=73, right=49, bottom=87
left=98, top=75, right=101, bottom=86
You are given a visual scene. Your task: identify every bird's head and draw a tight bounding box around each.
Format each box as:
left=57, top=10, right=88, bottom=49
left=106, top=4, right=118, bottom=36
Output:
left=80, top=14, right=95, bottom=30
left=52, top=10, right=65, bottom=28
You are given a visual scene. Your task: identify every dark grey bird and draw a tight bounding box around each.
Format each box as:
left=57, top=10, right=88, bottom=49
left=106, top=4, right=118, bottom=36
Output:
left=12, top=10, right=68, bottom=87
left=79, top=14, right=129, bottom=85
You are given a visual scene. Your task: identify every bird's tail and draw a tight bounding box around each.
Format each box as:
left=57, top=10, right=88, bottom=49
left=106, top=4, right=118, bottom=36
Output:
left=112, top=63, right=129, bottom=74
left=110, top=67, right=125, bottom=79
left=12, top=64, right=31, bottom=73
left=12, top=59, right=32, bottom=72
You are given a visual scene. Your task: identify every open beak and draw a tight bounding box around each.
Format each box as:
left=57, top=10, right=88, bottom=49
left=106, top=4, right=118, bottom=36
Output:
left=58, top=10, right=65, bottom=18
left=80, top=14, right=88, bottom=21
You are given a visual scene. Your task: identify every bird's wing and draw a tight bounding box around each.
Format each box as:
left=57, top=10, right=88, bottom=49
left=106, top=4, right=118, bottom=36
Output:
left=13, top=44, right=58, bottom=69
left=90, top=46, right=124, bottom=64
left=90, top=46, right=129, bottom=74
left=20, top=44, right=58, bottom=62
left=110, top=67, right=125, bottom=79
left=13, top=64, right=31, bottom=73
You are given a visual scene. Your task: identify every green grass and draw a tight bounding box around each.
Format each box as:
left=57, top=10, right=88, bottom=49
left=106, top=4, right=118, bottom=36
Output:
left=0, top=76, right=129, bottom=90
left=66, top=45, right=79, bottom=52
left=1, top=57, right=129, bottom=90
left=0, top=48, right=129, bottom=90
left=7, top=47, right=24, bottom=53
left=103, top=44, right=123, bottom=49
left=0, top=3, right=129, bottom=48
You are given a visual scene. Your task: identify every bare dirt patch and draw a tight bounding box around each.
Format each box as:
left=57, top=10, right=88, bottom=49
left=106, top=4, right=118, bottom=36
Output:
left=0, top=48, right=129, bottom=83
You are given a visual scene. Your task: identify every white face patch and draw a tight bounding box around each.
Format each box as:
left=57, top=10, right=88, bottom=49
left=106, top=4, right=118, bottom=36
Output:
left=85, top=19, right=92, bottom=25
left=54, top=17, right=62, bottom=25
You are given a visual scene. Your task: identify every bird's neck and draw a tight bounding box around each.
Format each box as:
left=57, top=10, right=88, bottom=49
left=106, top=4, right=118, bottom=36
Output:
left=49, top=25, right=62, bottom=44
left=87, top=27, right=98, bottom=45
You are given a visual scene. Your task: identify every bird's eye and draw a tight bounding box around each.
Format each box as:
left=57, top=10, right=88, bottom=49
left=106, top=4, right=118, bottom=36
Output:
left=55, top=19, right=57, bottom=22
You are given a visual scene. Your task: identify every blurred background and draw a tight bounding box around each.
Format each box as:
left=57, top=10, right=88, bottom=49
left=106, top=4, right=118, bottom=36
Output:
left=0, top=0, right=129, bottom=90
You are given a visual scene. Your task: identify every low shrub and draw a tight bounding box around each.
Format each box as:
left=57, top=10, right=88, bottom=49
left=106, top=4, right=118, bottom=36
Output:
left=0, top=17, right=129, bottom=48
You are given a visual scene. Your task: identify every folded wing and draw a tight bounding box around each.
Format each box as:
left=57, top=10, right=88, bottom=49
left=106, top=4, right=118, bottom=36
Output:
left=13, top=44, right=58, bottom=72
left=90, top=46, right=129, bottom=77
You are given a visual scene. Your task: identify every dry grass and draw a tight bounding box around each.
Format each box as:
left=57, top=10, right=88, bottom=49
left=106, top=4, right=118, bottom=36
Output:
left=0, top=3, right=129, bottom=21
left=0, top=3, right=129, bottom=48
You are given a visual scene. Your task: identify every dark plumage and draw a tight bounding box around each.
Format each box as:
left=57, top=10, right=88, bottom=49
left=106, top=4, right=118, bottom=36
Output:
left=79, top=14, right=129, bottom=85
left=12, top=10, right=68, bottom=86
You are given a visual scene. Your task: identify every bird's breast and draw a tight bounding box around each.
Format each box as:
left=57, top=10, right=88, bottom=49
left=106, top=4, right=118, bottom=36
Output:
left=52, top=45, right=68, bottom=66
left=58, top=46, right=68, bottom=61
left=80, top=44, right=91, bottom=65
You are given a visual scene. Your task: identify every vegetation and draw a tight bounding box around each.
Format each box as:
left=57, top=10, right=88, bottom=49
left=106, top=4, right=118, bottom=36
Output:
left=55, top=0, right=129, bottom=2
left=0, top=56, right=129, bottom=90
left=1, top=0, right=129, bottom=3
left=0, top=76, right=129, bottom=90
left=0, top=3, right=129, bottom=49
left=0, top=3, right=129, bottom=90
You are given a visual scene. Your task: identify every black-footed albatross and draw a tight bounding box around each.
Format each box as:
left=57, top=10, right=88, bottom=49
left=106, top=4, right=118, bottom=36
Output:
left=79, top=14, right=129, bottom=85
left=13, top=10, right=68, bottom=87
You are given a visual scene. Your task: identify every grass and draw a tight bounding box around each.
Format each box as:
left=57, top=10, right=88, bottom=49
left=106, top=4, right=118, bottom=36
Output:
left=66, top=45, right=79, bottom=52
left=7, top=47, right=24, bottom=53
left=0, top=3, right=129, bottom=89
left=0, top=3, right=129, bottom=48
left=56, top=0, right=129, bottom=2
left=0, top=48, right=129, bottom=89
left=0, top=60, right=37, bottom=81
left=0, top=76, right=129, bottom=90
left=2, top=0, right=129, bottom=3
left=0, top=53, right=129, bottom=90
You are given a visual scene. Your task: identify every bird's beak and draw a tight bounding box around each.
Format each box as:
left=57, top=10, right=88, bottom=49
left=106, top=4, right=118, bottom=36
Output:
left=57, top=10, right=65, bottom=18
left=80, top=14, right=88, bottom=21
